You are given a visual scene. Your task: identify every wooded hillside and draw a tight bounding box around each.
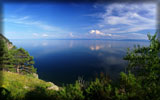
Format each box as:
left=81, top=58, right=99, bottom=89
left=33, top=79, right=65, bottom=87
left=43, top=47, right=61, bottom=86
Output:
left=0, top=34, right=36, bottom=74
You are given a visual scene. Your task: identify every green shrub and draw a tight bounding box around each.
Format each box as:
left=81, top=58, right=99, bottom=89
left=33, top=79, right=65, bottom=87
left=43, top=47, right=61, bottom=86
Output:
left=115, top=72, right=143, bottom=100
left=55, top=81, right=84, bottom=100
left=85, top=78, right=113, bottom=100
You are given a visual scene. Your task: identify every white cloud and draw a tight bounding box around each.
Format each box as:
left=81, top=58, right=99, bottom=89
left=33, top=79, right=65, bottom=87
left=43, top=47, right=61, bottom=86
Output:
left=89, top=30, right=147, bottom=40
left=89, top=29, right=112, bottom=36
left=90, top=30, right=95, bottom=34
left=32, top=33, right=39, bottom=37
left=95, top=30, right=101, bottom=35
left=5, top=16, right=64, bottom=32
left=42, top=34, right=49, bottom=37
left=32, top=33, right=51, bottom=38
left=91, top=3, right=156, bottom=38
left=18, top=16, right=30, bottom=21
left=114, top=33, right=148, bottom=40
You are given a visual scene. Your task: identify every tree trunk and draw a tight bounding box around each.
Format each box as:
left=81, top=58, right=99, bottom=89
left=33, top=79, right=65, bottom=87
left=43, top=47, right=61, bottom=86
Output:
left=16, top=65, right=19, bottom=73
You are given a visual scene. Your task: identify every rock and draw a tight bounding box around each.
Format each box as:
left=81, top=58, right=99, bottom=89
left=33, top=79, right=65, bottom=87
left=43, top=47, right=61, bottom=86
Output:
left=24, top=86, right=29, bottom=89
left=7, top=43, right=13, bottom=50
left=47, top=82, right=59, bottom=91
left=32, top=73, right=39, bottom=79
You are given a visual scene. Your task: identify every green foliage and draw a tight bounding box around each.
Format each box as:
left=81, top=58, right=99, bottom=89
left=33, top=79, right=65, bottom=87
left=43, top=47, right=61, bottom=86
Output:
left=0, top=71, right=53, bottom=100
left=10, top=48, right=36, bottom=74
left=0, top=39, right=13, bottom=71
left=54, top=81, right=84, bottom=100
left=85, top=73, right=113, bottom=100
left=24, top=86, right=53, bottom=100
left=0, top=35, right=36, bottom=74
left=85, top=78, right=112, bottom=100
left=115, top=72, right=143, bottom=100
left=123, top=33, right=160, bottom=100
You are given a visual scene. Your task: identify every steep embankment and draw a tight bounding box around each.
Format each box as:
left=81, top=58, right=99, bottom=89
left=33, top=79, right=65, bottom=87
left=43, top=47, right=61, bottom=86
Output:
left=0, top=34, right=59, bottom=98
left=0, top=71, right=59, bottom=98
left=0, top=33, right=13, bottom=49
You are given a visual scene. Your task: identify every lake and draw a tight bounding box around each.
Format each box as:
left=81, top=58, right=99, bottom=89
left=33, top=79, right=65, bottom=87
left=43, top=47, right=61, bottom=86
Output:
left=10, top=39, right=149, bottom=86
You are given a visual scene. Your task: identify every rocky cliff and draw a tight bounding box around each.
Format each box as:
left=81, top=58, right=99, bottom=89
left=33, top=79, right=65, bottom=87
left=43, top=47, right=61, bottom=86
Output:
left=0, top=33, right=13, bottom=49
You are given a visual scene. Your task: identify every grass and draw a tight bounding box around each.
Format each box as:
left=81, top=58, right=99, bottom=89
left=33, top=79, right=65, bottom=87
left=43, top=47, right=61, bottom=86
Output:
left=0, top=71, right=58, bottom=99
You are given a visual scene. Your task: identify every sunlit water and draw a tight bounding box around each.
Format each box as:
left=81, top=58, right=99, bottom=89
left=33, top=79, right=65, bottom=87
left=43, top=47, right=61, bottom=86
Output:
left=10, top=39, right=149, bottom=86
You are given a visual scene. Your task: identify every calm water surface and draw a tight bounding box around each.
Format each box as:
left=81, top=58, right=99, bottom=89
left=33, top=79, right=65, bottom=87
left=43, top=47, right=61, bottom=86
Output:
left=10, top=39, right=149, bottom=86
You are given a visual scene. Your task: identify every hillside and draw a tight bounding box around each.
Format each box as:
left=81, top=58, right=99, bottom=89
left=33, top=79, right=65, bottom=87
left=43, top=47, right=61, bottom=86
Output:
left=0, top=71, right=59, bottom=99
left=0, top=33, right=13, bottom=49
left=0, top=34, right=59, bottom=99
left=0, top=34, right=11, bottom=43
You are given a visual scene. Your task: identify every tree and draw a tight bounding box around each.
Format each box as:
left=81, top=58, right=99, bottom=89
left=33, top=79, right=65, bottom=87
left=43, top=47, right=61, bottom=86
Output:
left=0, top=38, right=13, bottom=71
left=123, top=33, right=160, bottom=99
left=0, top=34, right=36, bottom=74
left=10, top=48, right=36, bottom=74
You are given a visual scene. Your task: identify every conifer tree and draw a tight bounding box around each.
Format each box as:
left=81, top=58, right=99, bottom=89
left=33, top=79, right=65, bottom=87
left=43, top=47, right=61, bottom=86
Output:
left=0, top=37, right=13, bottom=71
left=11, top=48, right=36, bottom=74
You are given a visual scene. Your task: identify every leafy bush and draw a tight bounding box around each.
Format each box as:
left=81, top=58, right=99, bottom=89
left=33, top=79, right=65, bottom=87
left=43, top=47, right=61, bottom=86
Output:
left=85, top=78, right=113, bottom=100
left=115, top=72, right=143, bottom=100
left=55, top=81, right=84, bottom=100
left=124, top=33, right=160, bottom=99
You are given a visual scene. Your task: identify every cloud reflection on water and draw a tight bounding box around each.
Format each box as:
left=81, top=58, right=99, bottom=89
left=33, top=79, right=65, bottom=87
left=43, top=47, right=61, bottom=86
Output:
left=10, top=39, right=150, bottom=85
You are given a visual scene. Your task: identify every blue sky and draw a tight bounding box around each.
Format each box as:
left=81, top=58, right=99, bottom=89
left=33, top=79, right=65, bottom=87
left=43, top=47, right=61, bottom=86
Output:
left=4, top=3, right=156, bottom=40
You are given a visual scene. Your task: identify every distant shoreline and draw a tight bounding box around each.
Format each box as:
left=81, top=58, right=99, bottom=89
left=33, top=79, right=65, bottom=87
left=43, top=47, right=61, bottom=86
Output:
left=9, top=39, right=149, bottom=42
